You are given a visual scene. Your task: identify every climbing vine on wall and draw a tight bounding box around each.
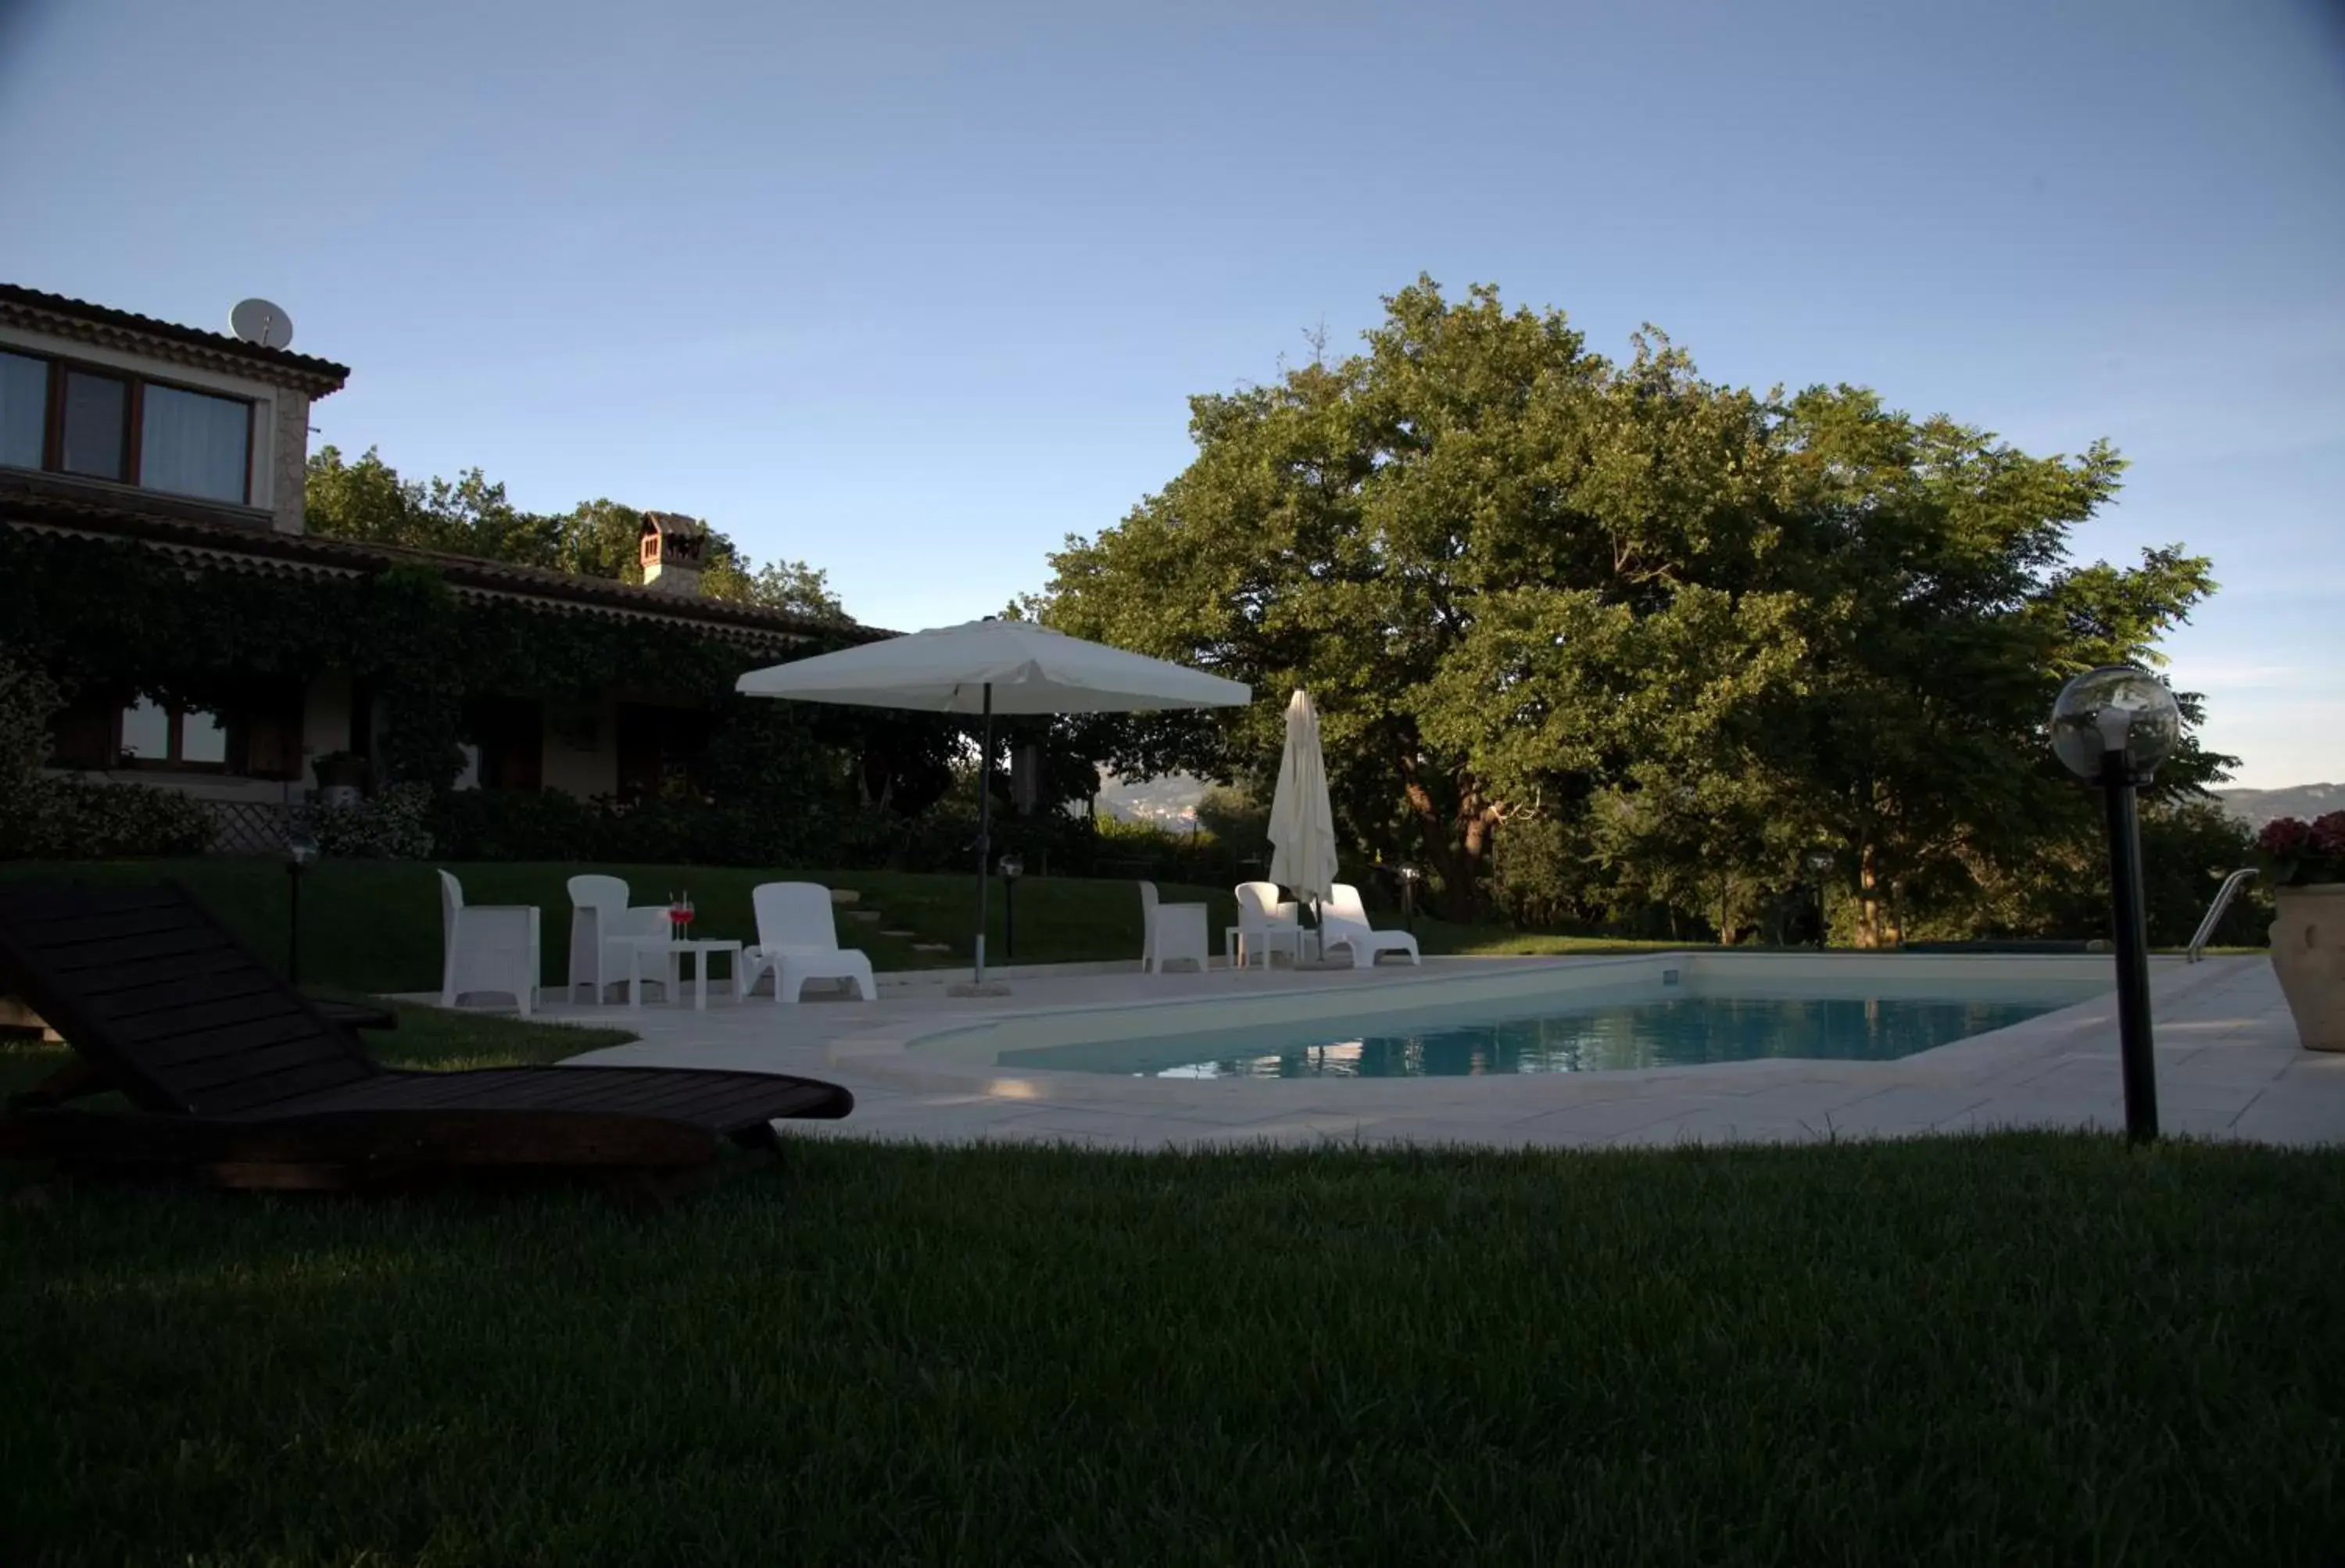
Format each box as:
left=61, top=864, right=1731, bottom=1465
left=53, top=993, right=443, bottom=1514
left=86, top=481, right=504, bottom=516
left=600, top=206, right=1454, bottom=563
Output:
left=0, top=528, right=857, bottom=791
left=0, top=529, right=1117, bottom=858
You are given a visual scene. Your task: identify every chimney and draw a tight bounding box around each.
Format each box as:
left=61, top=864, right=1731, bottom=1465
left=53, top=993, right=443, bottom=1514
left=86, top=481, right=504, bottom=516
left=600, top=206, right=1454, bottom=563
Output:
left=639, top=512, right=707, bottom=596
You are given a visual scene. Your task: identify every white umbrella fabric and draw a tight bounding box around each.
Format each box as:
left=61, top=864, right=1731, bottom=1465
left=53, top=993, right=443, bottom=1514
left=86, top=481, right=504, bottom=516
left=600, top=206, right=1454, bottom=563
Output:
left=736, top=618, right=1247, bottom=714
left=1268, top=689, right=1339, bottom=911
left=737, top=619, right=1251, bottom=988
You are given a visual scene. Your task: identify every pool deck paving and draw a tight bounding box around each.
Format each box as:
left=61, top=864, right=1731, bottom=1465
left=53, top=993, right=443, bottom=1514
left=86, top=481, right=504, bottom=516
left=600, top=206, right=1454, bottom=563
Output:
left=405, top=953, right=2342, bottom=1152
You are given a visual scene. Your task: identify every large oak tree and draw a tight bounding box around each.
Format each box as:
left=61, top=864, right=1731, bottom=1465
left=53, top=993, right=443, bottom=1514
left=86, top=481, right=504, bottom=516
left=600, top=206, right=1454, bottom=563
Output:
left=1038, top=278, right=2226, bottom=935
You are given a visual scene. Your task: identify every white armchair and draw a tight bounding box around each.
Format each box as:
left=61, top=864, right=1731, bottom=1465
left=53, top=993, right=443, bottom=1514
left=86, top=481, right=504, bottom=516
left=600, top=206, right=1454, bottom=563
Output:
left=1138, top=881, right=1210, bottom=974
left=565, top=875, right=672, bottom=1005
left=1233, top=880, right=1303, bottom=968
left=438, top=869, right=541, bottom=1016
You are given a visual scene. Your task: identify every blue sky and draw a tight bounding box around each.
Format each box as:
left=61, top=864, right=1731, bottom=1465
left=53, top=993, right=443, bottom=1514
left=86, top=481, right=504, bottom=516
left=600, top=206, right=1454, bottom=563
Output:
left=3, top=0, right=2340, bottom=786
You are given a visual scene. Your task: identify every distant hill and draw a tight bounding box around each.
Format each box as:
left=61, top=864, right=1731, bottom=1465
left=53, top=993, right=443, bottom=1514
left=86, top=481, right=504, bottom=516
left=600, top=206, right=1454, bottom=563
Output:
left=1095, top=771, right=1208, bottom=824
left=2214, top=783, right=2343, bottom=831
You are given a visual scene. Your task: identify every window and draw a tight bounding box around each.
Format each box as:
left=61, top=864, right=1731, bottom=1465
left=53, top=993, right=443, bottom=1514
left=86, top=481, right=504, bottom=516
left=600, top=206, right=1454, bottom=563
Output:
left=116, top=696, right=231, bottom=771
left=141, top=383, right=250, bottom=503
left=60, top=370, right=129, bottom=481
left=181, top=707, right=228, bottom=764
left=118, top=696, right=170, bottom=760
left=0, top=351, right=43, bottom=467
left=0, top=348, right=253, bottom=505
left=46, top=688, right=303, bottom=778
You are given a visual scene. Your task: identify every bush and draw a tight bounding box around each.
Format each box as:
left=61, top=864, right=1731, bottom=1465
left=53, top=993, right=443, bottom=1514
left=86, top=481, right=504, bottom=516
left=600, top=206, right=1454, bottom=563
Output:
left=7, top=777, right=217, bottom=860
left=299, top=782, right=435, bottom=860
left=1194, top=786, right=1268, bottom=850
left=0, top=653, right=56, bottom=783
left=426, top=788, right=900, bottom=869
left=1487, top=816, right=1580, bottom=929
left=428, top=788, right=605, bottom=862
left=0, top=650, right=215, bottom=860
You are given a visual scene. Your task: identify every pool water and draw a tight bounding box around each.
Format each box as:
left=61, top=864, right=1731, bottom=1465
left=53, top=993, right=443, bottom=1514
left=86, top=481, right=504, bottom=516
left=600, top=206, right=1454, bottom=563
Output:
left=994, top=983, right=2106, bottom=1079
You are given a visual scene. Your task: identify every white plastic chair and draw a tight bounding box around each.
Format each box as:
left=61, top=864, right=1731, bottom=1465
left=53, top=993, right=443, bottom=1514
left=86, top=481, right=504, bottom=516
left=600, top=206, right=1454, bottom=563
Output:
left=1233, top=880, right=1302, bottom=968
left=1138, top=881, right=1210, bottom=974
left=1320, top=882, right=1421, bottom=969
left=438, top=869, right=541, bottom=1016
left=740, top=882, right=876, bottom=1004
left=565, top=874, right=673, bottom=1005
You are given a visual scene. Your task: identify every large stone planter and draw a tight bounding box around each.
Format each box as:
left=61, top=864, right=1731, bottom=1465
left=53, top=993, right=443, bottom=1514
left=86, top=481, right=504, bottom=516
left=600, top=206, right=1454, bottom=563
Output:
left=2271, top=884, right=2345, bottom=1052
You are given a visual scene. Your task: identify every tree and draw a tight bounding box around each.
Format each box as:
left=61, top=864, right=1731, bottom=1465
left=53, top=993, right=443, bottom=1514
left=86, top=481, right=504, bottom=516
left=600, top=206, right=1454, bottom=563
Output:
left=306, top=453, right=851, bottom=622
left=1733, top=391, right=2226, bottom=944
left=704, top=552, right=849, bottom=623
left=1037, top=277, right=2227, bottom=931
left=304, top=446, right=558, bottom=564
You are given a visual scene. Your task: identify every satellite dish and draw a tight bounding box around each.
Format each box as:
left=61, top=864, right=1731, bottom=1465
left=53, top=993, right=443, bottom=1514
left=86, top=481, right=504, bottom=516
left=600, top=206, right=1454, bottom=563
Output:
left=228, top=298, right=294, bottom=349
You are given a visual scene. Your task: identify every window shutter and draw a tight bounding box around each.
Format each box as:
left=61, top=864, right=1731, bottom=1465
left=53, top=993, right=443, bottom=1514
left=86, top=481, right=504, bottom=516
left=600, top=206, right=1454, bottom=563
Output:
left=238, top=682, right=307, bottom=780
left=47, top=695, right=115, bottom=770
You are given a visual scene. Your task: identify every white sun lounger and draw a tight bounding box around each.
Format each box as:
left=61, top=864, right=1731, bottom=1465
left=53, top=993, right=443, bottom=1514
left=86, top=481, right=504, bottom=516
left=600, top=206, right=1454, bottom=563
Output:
left=741, top=882, right=877, bottom=1004
left=1320, top=882, right=1421, bottom=969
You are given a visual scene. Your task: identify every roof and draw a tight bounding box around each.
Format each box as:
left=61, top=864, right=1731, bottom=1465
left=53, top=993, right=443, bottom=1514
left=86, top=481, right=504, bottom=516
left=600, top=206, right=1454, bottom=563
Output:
left=0, top=282, right=351, bottom=396
left=0, top=474, right=888, bottom=654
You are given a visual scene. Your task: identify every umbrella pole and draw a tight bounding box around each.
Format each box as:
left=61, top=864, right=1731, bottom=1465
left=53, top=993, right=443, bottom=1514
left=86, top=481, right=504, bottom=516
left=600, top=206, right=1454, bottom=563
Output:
left=974, top=682, right=993, bottom=986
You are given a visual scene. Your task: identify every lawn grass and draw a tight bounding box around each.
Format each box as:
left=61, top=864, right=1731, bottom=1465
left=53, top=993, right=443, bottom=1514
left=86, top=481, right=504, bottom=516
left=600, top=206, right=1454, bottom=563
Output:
left=2, top=998, right=2340, bottom=1563
left=0, top=859, right=1243, bottom=993
left=1412, top=915, right=1696, bottom=958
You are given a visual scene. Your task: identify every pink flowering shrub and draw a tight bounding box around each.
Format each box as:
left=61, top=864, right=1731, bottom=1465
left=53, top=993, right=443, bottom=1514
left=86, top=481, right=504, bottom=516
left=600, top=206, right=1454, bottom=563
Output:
left=2255, top=813, right=2345, bottom=886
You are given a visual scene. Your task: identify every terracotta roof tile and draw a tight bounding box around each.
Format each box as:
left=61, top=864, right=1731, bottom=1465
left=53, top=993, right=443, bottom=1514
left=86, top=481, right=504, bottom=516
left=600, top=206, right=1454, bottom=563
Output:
left=0, top=282, right=351, bottom=388
left=0, top=474, right=889, bottom=650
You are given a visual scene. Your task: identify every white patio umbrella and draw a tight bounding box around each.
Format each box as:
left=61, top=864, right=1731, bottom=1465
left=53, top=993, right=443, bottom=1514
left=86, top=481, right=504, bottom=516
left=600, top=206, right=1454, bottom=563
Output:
left=1268, top=689, right=1338, bottom=912
left=736, top=618, right=1250, bottom=989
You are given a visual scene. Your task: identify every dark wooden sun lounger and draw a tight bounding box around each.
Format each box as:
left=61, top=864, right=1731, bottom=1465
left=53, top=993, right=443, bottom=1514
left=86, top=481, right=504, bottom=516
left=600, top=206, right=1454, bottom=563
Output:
left=0, top=883, right=852, bottom=1197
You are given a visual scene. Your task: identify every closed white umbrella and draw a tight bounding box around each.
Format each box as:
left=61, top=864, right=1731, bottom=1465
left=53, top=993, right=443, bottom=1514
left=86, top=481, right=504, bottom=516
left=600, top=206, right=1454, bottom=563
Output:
left=1268, top=689, right=1338, bottom=911
left=737, top=619, right=1250, bottom=989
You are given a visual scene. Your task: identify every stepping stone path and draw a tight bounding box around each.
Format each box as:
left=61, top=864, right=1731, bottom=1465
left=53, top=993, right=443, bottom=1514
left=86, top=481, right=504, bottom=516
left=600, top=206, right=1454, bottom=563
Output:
left=848, top=910, right=883, bottom=923
left=829, top=889, right=861, bottom=905
left=879, top=929, right=917, bottom=937
left=911, top=942, right=953, bottom=953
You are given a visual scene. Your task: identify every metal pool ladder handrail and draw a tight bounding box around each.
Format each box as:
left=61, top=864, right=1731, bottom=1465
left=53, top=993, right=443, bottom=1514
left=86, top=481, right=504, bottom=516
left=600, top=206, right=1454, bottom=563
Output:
left=2187, top=868, right=2258, bottom=962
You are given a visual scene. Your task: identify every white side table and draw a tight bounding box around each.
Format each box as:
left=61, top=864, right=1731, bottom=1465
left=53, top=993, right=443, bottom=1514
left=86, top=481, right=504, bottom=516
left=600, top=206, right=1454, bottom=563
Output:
left=623, top=936, right=744, bottom=1010
left=1226, top=922, right=1304, bottom=968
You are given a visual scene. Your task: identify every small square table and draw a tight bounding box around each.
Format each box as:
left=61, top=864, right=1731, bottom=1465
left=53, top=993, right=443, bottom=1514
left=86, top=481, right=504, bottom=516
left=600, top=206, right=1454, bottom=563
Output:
left=623, top=936, right=744, bottom=1010
left=1224, top=922, right=1311, bottom=968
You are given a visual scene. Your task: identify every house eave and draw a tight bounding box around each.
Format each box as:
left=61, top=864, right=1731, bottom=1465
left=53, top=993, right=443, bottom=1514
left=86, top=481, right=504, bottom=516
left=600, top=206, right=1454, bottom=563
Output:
left=0, top=283, right=352, bottom=399
left=0, top=479, right=890, bottom=655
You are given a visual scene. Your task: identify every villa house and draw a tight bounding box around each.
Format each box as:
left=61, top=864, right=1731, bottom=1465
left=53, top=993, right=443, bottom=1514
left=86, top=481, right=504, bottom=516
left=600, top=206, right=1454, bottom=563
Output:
left=0, top=283, right=867, bottom=829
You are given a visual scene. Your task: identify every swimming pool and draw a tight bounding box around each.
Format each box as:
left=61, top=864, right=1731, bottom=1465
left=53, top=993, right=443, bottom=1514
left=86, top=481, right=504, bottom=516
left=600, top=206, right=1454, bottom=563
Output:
left=914, top=962, right=2114, bottom=1079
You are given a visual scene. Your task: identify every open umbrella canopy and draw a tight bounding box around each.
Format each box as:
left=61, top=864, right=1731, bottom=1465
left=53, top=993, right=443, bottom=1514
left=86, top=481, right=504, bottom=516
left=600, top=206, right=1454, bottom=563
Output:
left=736, top=618, right=1249, bottom=990
left=1269, top=689, right=1338, bottom=908
left=736, top=619, right=1248, bottom=714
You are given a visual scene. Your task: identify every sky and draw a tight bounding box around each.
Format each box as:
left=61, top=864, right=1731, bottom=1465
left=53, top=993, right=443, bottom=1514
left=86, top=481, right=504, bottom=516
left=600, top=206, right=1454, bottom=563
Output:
left=2, top=0, right=2340, bottom=788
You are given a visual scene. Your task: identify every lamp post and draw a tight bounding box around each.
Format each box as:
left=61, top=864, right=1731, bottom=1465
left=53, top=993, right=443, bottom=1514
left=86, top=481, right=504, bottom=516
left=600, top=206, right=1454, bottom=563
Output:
left=284, top=827, right=320, bottom=986
left=1803, top=849, right=1834, bottom=950
left=2050, top=664, right=2182, bottom=1144
left=998, top=853, right=1025, bottom=963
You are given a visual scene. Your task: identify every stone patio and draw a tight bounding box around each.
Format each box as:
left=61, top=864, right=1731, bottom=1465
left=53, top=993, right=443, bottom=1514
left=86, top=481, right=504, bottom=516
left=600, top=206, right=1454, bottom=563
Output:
left=406, top=954, right=2343, bottom=1153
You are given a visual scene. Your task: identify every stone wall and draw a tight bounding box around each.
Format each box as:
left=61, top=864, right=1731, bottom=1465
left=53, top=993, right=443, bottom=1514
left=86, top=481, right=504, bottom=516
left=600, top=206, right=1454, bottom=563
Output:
left=272, top=389, right=310, bottom=533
